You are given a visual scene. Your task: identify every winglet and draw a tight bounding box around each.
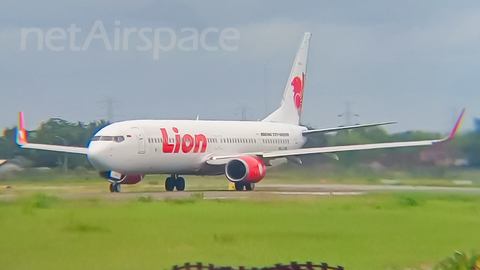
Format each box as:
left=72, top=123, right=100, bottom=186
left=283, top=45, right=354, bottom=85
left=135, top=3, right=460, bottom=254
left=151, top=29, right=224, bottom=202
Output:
left=16, top=111, right=28, bottom=146
left=443, top=108, right=465, bottom=142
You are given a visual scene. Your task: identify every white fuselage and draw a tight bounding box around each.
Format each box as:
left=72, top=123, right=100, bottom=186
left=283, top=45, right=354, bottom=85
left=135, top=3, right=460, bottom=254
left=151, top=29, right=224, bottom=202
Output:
left=87, top=120, right=308, bottom=175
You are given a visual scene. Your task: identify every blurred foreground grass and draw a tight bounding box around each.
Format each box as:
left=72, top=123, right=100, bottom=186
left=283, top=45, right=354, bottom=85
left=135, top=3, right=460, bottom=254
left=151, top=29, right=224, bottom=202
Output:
left=0, top=192, right=480, bottom=270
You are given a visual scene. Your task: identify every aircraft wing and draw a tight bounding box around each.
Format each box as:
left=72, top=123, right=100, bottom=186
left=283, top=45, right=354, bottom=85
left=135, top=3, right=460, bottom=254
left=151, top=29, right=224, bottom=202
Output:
left=303, top=121, right=396, bottom=135
left=261, top=140, right=438, bottom=158
left=207, top=109, right=464, bottom=163
left=20, top=143, right=88, bottom=154
left=16, top=112, right=88, bottom=155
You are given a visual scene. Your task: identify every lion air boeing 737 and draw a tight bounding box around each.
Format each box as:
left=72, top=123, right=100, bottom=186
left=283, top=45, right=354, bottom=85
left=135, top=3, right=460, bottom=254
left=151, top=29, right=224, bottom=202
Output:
left=16, top=32, right=465, bottom=192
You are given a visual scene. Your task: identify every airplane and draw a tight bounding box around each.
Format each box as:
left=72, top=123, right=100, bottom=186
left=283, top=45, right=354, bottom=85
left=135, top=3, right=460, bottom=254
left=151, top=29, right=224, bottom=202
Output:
left=15, top=32, right=465, bottom=193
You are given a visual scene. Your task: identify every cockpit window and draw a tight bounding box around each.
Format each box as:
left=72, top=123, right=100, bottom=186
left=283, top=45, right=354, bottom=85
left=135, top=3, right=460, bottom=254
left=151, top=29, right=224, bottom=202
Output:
left=101, top=136, right=114, bottom=141
left=91, top=136, right=125, bottom=143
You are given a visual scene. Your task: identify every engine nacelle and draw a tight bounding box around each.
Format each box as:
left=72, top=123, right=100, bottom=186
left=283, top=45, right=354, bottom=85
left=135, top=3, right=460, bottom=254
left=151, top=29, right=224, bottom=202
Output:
left=225, top=156, right=266, bottom=183
left=99, top=171, right=145, bottom=185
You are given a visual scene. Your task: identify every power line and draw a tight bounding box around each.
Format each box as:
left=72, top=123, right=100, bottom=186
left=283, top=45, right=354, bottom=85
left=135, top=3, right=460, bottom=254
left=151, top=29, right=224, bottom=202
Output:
left=235, top=103, right=254, bottom=121
left=337, top=102, right=359, bottom=126
left=264, top=67, right=268, bottom=117
left=98, top=97, right=123, bottom=123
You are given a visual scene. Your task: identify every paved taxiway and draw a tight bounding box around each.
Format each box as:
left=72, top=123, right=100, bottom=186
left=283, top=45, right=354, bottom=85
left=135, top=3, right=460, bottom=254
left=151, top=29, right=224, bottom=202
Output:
left=2, top=183, right=480, bottom=201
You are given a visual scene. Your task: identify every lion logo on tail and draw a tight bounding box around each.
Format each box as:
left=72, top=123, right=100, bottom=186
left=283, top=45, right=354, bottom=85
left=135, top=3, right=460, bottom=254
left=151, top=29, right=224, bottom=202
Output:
left=292, top=72, right=305, bottom=115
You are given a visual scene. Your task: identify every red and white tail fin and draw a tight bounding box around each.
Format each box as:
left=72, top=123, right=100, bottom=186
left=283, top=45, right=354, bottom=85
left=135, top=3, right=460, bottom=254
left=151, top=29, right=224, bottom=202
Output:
left=262, top=32, right=311, bottom=125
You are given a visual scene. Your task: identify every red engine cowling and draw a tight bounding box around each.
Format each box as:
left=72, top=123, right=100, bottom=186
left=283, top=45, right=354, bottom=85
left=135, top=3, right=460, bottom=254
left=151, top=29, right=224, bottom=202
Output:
left=225, top=156, right=266, bottom=183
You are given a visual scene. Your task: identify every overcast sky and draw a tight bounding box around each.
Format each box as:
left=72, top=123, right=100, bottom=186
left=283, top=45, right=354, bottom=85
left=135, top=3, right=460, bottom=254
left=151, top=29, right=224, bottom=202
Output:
left=1, top=1, right=479, bottom=133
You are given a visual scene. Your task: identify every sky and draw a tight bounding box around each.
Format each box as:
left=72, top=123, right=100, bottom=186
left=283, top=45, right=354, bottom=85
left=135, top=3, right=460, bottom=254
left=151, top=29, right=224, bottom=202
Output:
left=1, top=0, right=479, bottom=133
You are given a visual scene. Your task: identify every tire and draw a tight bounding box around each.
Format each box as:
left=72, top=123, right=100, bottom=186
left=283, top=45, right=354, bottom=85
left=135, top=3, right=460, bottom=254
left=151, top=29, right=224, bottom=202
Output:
left=165, top=177, right=175, bottom=191
left=114, top=184, right=121, bottom=193
left=245, top=183, right=255, bottom=191
left=109, top=184, right=114, bottom=193
left=175, top=177, right=186, bottom=191
left=235, top=182, right=244, bottom=191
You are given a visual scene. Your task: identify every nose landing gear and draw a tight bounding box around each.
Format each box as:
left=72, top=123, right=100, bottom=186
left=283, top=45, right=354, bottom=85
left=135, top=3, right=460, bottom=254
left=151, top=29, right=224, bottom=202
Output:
left=165, top=174, right=185, bottom=191
left=109, top=182, right=121, bottom=193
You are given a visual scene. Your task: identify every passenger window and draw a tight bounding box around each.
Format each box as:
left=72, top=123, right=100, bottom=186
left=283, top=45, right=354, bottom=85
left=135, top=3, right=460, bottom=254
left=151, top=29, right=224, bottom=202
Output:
left=91, top=136, right=101, bottom=141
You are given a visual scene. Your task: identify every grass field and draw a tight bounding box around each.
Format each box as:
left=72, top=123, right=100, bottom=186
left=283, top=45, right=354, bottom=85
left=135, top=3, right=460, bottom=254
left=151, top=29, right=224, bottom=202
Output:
left=1, top=192, right=480, bottom=270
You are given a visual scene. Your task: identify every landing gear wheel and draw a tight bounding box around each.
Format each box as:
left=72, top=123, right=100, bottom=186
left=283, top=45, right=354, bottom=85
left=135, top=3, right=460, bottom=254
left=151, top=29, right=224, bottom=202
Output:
left=175, top=177, right=186, bottom=191
left=110, top=183, right=121, bottom=193
left=165, top=177, right=175, bottom=191
left=245, top=183, right=255, bottom=191
left=235, top=182, right=244, bottom=191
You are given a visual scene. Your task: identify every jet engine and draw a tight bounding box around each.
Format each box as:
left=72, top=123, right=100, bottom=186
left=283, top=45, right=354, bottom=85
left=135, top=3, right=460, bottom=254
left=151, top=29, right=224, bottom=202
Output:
left=225, top=156, right=266, bottom=183
left=99, top=171, right=145, bottom=185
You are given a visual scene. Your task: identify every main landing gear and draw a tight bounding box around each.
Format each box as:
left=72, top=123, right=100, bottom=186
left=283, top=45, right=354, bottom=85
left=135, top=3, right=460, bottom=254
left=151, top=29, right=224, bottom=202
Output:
left=165, top=174, right=186, bottom=191
left=234, top=181, right=255, bottom=191
left=109, top=182, right=121, bottom=193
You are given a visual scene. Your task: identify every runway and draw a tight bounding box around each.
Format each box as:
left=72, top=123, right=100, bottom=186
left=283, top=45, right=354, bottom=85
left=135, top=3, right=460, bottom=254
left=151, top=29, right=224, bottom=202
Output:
left=2, top=183, right=480, bottom=201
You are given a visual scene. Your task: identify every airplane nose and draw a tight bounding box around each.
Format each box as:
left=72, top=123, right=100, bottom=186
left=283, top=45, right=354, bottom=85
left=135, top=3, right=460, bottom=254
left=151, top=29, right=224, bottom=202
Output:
left=87, top=143, right=112, bottom=171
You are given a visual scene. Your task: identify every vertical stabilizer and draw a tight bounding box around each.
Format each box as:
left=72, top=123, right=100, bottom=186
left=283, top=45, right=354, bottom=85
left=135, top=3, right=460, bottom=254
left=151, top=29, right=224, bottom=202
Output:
left=262, top=32, right=311, bottom=125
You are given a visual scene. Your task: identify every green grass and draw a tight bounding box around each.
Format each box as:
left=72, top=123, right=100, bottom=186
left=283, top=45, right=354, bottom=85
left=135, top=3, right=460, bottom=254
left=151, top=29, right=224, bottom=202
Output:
left=0, top=193, right=480, bottom=270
